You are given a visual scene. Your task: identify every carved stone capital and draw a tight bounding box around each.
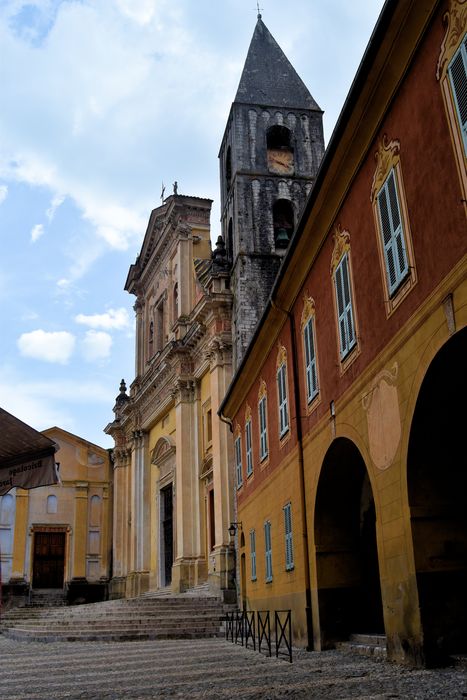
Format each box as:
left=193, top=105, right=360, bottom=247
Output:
left=172, top=378, right=196, bottom=404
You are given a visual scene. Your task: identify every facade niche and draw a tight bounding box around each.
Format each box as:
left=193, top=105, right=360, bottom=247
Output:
left=267, top=125, right=294, bottom=175
left=273, top=199, right=294, bottom=248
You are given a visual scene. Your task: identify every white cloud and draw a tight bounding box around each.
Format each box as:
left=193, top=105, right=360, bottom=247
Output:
left=30, top=223, right=44, bottom=242
left=75, top=307, right=131, bottom=330
left=116, top=0, right=158, bottom=26
left=0, top=184, right=7, bottom=204
left=17, top=329, right=76, bottom=364
left=46, top=193, right=65, bottom=222
left=81, top=330, right=112, bottom=362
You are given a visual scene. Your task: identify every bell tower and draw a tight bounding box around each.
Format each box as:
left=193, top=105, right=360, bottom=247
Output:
left=219, top=15, right=324, bottom=368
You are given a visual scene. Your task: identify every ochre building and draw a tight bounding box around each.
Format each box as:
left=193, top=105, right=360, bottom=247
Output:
left=221, top=0, right=467, bottom=667
left=1, top=427, right=112, bottom=604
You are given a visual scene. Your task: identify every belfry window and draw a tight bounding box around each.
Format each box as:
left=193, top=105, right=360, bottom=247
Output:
left=273, top=199, right=294, bottom=248
left=267, top=125, right=294, bottom=175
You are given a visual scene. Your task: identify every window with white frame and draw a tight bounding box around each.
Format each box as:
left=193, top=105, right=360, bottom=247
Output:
left=303, top=316, right=318, bottom=402
left=250, top=529, right=257, bottom=581
left=283, top=502, right=294, bottom=570
left=448, top=33, right=467, bottom=157
left=277, top=362, right=289, bottom=437
left=258, top=395, right=268, bottom=461
left=264, top=520, right=273, bottom=582
left=376, top=169, right=409, bottom=296
left=235, top=434, right=243, bottom=489
left=334, top=252, right=356, bottom=359
left=245, top=418, right=253, bottom=477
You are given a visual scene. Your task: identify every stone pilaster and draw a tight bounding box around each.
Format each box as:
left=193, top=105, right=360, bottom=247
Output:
left=10, top=488, right=29, bottom=583
left=72, top=482, right=88, bottom=580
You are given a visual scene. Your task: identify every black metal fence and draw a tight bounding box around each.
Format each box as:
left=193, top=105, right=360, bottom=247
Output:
left=224, top=609, right=292, bottom=663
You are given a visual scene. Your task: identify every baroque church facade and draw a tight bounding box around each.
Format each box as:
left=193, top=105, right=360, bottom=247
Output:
left=106, top=16, right=323, bottom=600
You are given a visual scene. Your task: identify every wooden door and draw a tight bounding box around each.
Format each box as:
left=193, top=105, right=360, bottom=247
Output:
left=32, top=532, right=65, bottom=588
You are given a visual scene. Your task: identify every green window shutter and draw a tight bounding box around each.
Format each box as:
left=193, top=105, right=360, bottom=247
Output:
left=304, top=317, right=318, bottom=402
left=335, top=254, right=356, bottom=358
left=277, top=364, right=289, bottom=436
left=235, top=436, right=243, bottom=488
left=259, top=396, right=268, bottom=460
left=449, top=35, right=467, bottom=156
left=377, top=169, right=409, bottom=296
left=245, top=420, right=253, bottom=476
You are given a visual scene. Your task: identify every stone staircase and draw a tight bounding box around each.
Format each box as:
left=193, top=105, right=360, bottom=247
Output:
left=337, top=633, right=387, bottom=658
left=28, top=589, right=68, bottom=608
left=0, top=590, right=228, bottom=643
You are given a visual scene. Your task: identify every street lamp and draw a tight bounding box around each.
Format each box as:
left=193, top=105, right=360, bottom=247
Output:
left=228, top=522, right=242, bottom=541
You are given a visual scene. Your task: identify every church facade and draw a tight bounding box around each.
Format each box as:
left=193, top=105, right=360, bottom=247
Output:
left=106, top=17, right=322, bottom=600
left=221, top=0, right=467, bottom=667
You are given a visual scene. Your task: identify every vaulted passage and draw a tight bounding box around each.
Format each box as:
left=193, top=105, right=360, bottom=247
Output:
left=408, top=327, right=467, bottom=665
left=314, top=438, right=384, bottom=649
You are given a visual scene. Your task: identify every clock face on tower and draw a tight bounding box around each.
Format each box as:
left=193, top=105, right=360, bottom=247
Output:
left=267, top=148, right=294, bottom=175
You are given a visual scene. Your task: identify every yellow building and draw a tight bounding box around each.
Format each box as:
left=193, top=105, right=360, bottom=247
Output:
left=106, top=193, right=235, bottom=600
left=1, top=427, right=112, bottom=605
left=221, top=0, right=467, bottom=667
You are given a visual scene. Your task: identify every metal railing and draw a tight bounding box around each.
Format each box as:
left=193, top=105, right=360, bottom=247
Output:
left=224, top=609, right=292, bottom=663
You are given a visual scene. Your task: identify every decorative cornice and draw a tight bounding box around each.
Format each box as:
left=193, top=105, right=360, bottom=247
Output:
left=330, top=224, right=351, bottom=276
left=436, top=0, right=467, bottom=81
left=276, top=343, right=287, bottom=369
left=370, top=136, right=400, bottom=203
left=300, top=293, right=316, bottom=330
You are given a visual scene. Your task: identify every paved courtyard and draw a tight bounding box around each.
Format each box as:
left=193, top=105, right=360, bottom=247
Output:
left=0, top=636, right=466, bottom=699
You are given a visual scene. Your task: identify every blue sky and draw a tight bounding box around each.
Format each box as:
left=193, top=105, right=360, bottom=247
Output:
left=0, top=0, right=385, bottom=448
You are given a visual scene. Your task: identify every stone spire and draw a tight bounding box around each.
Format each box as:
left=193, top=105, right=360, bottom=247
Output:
left=234, top=18, right=320, bottom=110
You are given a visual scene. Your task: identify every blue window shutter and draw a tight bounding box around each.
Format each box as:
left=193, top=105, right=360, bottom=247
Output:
left=246, top=420, right=253, bottom=476
left=304, top=318, right=318, bottom=402
left=264, top=521, right=273, bottom=582
left=250, top=530, right=257, bottom=580
left=449, top=36, right=467, bottom=156
left=283, top=503, right=294, bottom=570
left=277, top=364, right=289, bottom=435
left=377, top=169, right=409, bottom=296
left=259, top=396, right=268, bottom=460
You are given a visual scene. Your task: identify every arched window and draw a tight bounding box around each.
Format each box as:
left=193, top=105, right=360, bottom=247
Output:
left=226, top=146, right=232, bottom=191
left=0, top=494, right=14, bottom=525
left=46, top=494, right=57, bottom=514
left=273, top=199, right=294, bottom=248
left=267, top=125, right=294, bottom=175
left=90, top=495, right=101, bottom=527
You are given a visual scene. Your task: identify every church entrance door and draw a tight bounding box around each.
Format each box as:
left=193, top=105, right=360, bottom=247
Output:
left=160, top=484, right=173, bottom=587
left=32, top=531, right=65, bottom=588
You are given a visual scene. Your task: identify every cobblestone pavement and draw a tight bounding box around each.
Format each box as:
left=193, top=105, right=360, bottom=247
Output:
left=0, top=636, right=466, bottom=700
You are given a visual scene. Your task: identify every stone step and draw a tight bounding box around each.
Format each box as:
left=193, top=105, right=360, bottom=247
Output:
left=336, top=633, right=387, bottom=659
left=3, top=627, right=223, bottom=643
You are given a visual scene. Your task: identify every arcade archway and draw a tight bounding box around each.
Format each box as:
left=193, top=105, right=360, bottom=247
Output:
left=315, top=438, right=384, bottom=648
left=408, top=327, right=467, bottom=664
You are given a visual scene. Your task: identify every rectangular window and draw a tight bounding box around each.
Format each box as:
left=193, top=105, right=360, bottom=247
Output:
left=250, top=529, right=257, bottom=581
left=245, top=419, right=253, bottom=477
left=283, top=502, right=294, bottom=571
left=448, top=34, right=467, bottom=156
left=264, top=520, right=273, bottom=583
left=258, top=396, right=268, bottom=461
left=377, top=169, right=409, bottom=296
left=303, top=317, right=318, bottom=402
left=277, top=364, right=289, bottom=437
left=235, top=435, right=243, bottom=489
left=335, top=253, right=356, bottom=359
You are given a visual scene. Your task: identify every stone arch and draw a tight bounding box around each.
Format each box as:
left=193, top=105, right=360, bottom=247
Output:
left=314, top=437, right=384, bottom=649
left=407, top=326, right=467, bottom=665
left=151, top=436, right=176, bottom=467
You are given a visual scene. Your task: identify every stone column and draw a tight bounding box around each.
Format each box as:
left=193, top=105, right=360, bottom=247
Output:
left=128, top=430, right=150, bottom=596
left=101, top=485, right=110, bottom=580
left=135, top=299, right=144, bottom=377
left=172, top=378, right=200, bottom=592
left=10, top=488, right=29, bottom=584
left=209, top=342, right=235, bottom=599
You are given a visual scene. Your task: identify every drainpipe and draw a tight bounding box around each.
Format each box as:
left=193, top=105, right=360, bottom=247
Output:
left=271, top=299, right=313, bottom=651
left=218, top=414, right=238, bottom=601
